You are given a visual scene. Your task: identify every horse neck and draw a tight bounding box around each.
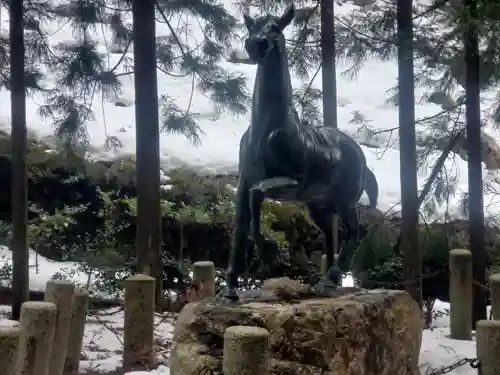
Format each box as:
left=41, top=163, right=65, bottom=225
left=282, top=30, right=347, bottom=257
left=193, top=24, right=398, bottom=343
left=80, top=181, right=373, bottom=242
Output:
left=250, top=54, right=293, bottom=139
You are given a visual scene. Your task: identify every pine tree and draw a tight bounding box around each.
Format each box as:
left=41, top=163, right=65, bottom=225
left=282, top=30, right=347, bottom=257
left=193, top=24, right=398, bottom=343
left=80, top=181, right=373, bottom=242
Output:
left=0, top=0, right=253, bottom=289
left=319, top=0, right=500, bottom=221
left=0, top=0, right=252, bottom=160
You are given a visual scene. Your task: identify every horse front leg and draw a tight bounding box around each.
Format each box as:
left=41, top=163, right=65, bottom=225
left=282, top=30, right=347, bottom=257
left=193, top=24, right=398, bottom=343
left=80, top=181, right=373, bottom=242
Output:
left=249, top=186, right=265, bottom=253
left=250, top=177, right=299, bottom=274
left=308, top=206, right=341, bottom=294
left=223, top=178, right=251, bottom=302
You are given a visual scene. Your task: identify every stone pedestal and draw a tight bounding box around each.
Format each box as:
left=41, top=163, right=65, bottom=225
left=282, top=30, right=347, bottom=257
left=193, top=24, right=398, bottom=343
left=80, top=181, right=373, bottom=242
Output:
left=169, top=277, right=423, bottom=375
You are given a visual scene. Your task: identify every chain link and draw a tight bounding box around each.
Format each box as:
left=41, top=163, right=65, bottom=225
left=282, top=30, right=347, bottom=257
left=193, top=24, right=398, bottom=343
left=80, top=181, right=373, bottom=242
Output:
left=360, top=269, right=445, bottom=287
left=427, top=358, right=480, bottom=375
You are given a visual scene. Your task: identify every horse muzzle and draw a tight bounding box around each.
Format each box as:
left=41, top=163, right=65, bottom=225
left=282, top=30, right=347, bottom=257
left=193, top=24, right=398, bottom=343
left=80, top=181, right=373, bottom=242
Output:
left=245, top=37, right=270, bottom=61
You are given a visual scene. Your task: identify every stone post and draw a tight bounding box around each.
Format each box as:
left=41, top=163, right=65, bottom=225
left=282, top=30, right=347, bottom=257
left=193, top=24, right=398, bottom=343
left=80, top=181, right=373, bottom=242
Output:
left=0, top=320, right=22, bottom=374
left=123, top=274, right=155, bottom=368
left=489, top=273, right=500, bottom=320
left=223, top=326, right=270, bottom=375
left=44, top=280, right=75, bottom=375
left=16, top=301, right=57, bottom=375
left=64, top=288, right=89, bottom=373
left=192, top=261, right=215, bottom=300
left=320, top=254, right=327, bottom=276
left=449, top=249, right=472, bottom=340
left=476, top=320, right=500, bottom=375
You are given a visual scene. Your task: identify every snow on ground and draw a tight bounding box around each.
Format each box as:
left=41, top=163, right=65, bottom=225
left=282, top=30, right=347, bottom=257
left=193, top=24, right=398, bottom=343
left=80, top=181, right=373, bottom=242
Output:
left=0, top=245, right=112, bottom=297
left=0, top=1, right=498, bottom=222
left=0, top=303, right=173, bottom=375
left=0, top=256, right=482, bottom=374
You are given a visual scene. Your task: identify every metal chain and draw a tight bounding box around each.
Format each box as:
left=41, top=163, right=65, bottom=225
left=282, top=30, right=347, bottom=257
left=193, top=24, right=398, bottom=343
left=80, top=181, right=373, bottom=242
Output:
left=360, top=269, right=445, bottom=287
left=427, top=358, right=480, bottom=375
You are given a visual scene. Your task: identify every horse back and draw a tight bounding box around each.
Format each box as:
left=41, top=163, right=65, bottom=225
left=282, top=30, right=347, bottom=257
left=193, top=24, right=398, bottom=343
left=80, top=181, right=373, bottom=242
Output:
left=318, top=127, right=367, bottom=199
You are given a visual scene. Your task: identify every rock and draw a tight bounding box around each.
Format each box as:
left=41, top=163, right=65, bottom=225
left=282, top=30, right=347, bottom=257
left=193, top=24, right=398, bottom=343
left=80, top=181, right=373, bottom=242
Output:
left=480, top=132, right=500, bottom=170
left=449, top=130, right=500, bottom=171
left=169, top=281, right=423, bottom=375
left=115, top=97, right=133, bottom=107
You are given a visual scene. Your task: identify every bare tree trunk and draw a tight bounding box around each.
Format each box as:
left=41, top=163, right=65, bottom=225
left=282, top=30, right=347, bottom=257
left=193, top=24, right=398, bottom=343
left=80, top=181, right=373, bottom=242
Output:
left=320, top=0, right=339, bottom=269
left=464, top=0, right=486, bottom=327
left=396, top=0, right=422, bottom=305
left=10, top=0, right=28, bottom=321
left=132, top=0, right=163, bottom=305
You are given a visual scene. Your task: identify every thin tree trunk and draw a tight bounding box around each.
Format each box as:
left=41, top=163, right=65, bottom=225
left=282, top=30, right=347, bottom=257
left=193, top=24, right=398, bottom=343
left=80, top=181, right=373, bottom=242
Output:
left=178, top=222, right=184, bottom=270
left=396, top=0, right=422, bottom=305
left=320, top=0, right=339, bottom=269
left=132, top=0, right=163, bottom=305
left=10, top=0, right=28, bottom=321
left=464, top=0, right=486, bottom=327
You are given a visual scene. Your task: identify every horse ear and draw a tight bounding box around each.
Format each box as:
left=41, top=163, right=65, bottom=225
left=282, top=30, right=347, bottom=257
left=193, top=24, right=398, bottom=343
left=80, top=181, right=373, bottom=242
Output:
left=242, top=9, right=255, bottom=30
left=277, top=3, right=295, bottom=30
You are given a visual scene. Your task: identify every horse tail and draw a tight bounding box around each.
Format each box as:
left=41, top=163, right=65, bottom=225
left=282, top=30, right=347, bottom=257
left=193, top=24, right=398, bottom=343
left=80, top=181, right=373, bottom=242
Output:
left=365, top=168, right=378, bottom=209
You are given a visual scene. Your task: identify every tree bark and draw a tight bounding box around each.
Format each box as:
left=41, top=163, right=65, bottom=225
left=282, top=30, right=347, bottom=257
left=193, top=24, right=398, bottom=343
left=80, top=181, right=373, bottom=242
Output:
left=464, top=0, right=487, bottom=327
left=132, top=0, right=163, bottom=305
left=320, top=0, right=339, bottom=268
left=396, top=0, right=422, bottom=305
left=10, top=0, right=29, bottom=321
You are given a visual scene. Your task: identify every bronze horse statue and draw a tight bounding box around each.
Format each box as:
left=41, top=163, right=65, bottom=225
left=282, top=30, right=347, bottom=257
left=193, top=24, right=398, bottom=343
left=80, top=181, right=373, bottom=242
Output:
left=221, top=3, right=379, bottom=301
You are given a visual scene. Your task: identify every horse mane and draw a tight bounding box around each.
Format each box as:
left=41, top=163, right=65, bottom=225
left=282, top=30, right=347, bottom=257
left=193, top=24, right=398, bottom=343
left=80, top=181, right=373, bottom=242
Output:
left=283, top=110, right=341, bottom=168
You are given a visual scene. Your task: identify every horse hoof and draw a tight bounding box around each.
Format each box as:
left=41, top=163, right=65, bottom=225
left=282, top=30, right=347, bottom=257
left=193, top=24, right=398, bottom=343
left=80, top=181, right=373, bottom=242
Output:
left=312, top=276, right=339, bottom=297
left=216, top=288, right=239, bottom=303
left=327, top=266, right=342, bottom=285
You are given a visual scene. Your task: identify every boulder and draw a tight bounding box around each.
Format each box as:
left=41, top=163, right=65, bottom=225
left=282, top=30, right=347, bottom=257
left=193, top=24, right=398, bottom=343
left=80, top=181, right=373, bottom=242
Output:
left=169, top=277, right=423, bottom=375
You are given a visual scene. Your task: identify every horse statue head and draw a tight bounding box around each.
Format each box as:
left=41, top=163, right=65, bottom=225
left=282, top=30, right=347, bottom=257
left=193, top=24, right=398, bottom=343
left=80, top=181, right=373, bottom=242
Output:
left=242, top=4, right=295, bottom=66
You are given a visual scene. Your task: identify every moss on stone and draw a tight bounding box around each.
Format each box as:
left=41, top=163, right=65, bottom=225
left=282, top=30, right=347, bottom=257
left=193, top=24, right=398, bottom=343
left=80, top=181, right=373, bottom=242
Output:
left=65, top=287, right=89, bottom=373
left=477, top=320, right=500, bottom=375
left=223, top=326, right=270, bottom=375
left=17, top=301, right=57, bottom=375
left=44, top=280, right=75, bottom=375
left=169, top=282, right=423, bottom=375
left=123, top=273, right=155, bottom=368
left=0, top=321, right=22, bottom=374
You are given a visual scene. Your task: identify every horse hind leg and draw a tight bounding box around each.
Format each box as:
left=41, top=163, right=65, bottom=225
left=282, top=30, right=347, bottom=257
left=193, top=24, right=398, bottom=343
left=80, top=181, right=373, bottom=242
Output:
left=336, top=204, right=360, bottom=274
left=308, top=206, right=341, bottom=292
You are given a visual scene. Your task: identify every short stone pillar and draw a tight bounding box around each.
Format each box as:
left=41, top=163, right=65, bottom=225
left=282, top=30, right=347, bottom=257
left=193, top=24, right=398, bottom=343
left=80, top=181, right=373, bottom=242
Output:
left=0, top=320, right=22, bottom=374
left=320, top=254, right=327, bottom=276
left=123, top=274, right=155, bottom=368
left=193, top=261, right=215, bottom=300
left=489, top=273, right=500, bottom=320
left=223, top=326, right=270, bottom=375
left=44, top=279, right=75, bottom=375
left=64, top=287, right=89, bottom=373
left=16, top=301, right=57, bottom=375
left=449, top=249, right=472, bottom=340
left=476, top=320, right=500, bottom=375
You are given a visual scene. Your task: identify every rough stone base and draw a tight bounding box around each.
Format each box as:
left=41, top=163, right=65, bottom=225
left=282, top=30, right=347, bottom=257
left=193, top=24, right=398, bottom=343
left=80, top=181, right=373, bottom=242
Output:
left=169, top=277, right=423, bottom=375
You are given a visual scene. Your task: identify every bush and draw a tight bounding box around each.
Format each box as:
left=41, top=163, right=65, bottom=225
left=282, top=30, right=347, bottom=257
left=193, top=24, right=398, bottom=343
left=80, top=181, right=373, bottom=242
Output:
left=351, top=218, right=500, bottom=303
left=2, top=132, right=500, bottom=301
